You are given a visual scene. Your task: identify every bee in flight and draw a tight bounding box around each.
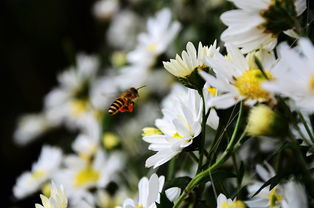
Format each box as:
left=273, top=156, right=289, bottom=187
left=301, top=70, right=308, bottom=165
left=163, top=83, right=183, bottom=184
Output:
left=108, top=86, right=145, bottom=115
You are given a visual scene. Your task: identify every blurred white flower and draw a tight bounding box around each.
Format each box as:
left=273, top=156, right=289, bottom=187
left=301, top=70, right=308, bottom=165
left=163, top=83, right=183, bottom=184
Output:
left=143, top=85, right=219, bottom=168
left=14, top=113, right=53, bottom=145
left=95, top=189, right=128, bottom=208
left=165, top=187, right=181, bottom=202
left=220, top=0, right=306, bottom=53
left=53, top=149, right=124, bottom=202
left=13, top=146, right=63, bottom=199
left=107, top=10, right=142, bottom=50
left=93, top=0, right=119, bottom=21
left=200, top=44, right=277, bottom=108
left=44, top=54, right=100, bottom=129
left=117, top=173, right=164, bottom=208
left=127, top=8, right=181, bottom=67
left=163, top=41, right=218, bottom=78
left=263, top=38, right=314, bottom=113
left=35, top=181, right=68, bottom=208
left=246, top=163, right=308, bottom=208
left=216, top=193, right=246, bottom=208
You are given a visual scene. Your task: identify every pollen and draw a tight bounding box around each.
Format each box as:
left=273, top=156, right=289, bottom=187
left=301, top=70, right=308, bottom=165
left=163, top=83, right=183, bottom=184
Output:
left=74, top=166, right=100, bottom=187
left=71, top=99, right=89, bottom=116
left=268, top=187, right=283, bottom=208
left=220, top=200, right=246, bottom=208
left=134, top=205, right=144, bottom=208
left=234, top=69, right=272, bottom=101
left=309, top=74, right=314, bottom=91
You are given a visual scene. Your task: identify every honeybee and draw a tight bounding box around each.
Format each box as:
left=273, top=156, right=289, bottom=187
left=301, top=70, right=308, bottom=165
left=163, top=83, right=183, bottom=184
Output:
left=108, top=86, right=145, bottom=115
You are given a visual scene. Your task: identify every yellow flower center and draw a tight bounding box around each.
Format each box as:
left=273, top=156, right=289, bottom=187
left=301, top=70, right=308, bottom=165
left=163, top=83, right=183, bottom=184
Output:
left=309, top=74, right=314, bottom=91
left=32, top=170, right=46, bottom=179
left=103, top=133, right=120, bottom=150
left=234, top=69, right=272, bottom=101
left=142, top=127, right=163, bottom=137
left=208, top=87, right=217, bottom=96
left=221, top=200, right=246, bottom=208
left=134, top=205, right=144, bottom=208
left=147, top=43, right=158, bottom=52
left=173, top=132, right=184, bottom=139
left=268, top=187, right=283, bottom=208
left=71, top=99, right=89, bottom=116
left=74, top=166, right=100, bottom=187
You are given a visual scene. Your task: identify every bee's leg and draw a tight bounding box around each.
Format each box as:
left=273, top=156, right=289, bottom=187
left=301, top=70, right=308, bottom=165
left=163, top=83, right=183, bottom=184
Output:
left=119, top=107, right=128, bottom=112
left=127, top=102, right=134, bottom=112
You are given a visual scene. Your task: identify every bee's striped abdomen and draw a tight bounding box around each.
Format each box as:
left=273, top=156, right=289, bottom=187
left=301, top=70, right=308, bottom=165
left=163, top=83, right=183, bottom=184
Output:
left=108, top=98, right=125, bottom=115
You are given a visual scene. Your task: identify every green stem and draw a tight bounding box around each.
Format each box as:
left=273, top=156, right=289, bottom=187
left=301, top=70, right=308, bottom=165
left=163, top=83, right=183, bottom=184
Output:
left=173, top=102, right=244, bottom=208
left=167, top=157, right=176, bottom=180
left=196, top=91, right=207, bottom=173
left=298, top=111, right=314, bottom=144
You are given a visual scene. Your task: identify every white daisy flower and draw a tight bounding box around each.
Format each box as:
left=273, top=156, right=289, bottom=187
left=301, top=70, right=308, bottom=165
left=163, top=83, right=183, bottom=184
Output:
left=13, top=146, right=63, bottom=199
left=142, top=85, right=219, bottom=168
left=263, top=38, right=314, bottom=113
left=200, top=44, right=277, bottom=109
left=106, top=10, right=142, bottom=50
left=245, top=163, right=308, bottom=208
left=220, top=0, right=306, bottom=53
left=127, top=8, right=181, bottom=67
left=117, top=173, right=165, bottom=208
left=216, top=193, right=246, bottom=208
left=44, top=54, right=100, bottom=129
left=163, top=41, right=218, bottom=78
left=35, top=181, right=68, bottom=208
left=14, top=113, right=53, bottom=145
left=53, top=149, right=124, bottom=201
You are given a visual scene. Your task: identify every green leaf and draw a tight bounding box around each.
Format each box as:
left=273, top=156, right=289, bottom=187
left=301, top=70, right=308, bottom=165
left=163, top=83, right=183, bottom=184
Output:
left=251, top=175, right=283, bottom=198
left=164, top=176, right=192, bottom=190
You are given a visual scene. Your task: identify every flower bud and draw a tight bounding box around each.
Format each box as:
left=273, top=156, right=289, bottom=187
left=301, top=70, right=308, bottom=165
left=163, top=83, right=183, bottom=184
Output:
left=246, top=104, right=282, bottom=136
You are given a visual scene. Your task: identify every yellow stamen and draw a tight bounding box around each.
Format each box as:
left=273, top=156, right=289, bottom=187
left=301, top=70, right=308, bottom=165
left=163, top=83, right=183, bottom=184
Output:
left=208, top=87, right=217, bottom=97
left=173, top=132, right=184, bottom=139
left=32, top=170, right=46, bottom=179
left=221, top=200, right=246, bottom=208
left=142, top=127, right=163, bottom=137
left=234, top=69, right=272, bottom=101
left=71, top=99, right=89, bottom=116
left=134, top=205, right=143, bottom=208
left=74, top=166, right=100, bottom=187
left=268, top=187, right=283, bottom=208
left=102, top=133, right=120, bottom=150
left=309, top=74, right=314, bottom=91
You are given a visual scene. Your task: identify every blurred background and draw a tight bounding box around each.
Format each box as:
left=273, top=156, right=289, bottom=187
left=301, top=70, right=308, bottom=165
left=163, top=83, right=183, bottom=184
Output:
left=2, top=0, right=314, bottom=207
left=1, top=0, right=101, bottom=206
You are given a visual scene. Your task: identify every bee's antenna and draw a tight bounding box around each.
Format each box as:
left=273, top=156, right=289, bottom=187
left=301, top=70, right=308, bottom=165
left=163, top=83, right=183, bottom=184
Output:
left=136, top=85, right=146, bottom=90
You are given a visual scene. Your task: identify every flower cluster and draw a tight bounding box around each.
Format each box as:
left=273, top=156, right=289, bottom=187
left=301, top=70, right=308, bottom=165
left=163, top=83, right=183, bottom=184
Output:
left=12, top=0, right=314, bottom=208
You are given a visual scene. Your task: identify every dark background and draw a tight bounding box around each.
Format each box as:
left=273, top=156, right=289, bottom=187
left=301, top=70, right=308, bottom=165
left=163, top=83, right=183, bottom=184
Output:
left=1, top=0, right=102, bottom=206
